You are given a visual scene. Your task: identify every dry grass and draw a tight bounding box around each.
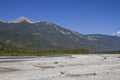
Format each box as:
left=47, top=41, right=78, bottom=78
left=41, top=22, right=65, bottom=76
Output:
left=59, top=63, right=83, bottom=67
left=0, top=67, right=19, bottom=74
left=66, top=73, right=96, bottom=77
left=35, top=65, right=55, bottom=69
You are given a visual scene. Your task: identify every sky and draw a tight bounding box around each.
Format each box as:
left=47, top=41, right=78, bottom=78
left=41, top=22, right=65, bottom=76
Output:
left=0, top=0, right=120, bottom=36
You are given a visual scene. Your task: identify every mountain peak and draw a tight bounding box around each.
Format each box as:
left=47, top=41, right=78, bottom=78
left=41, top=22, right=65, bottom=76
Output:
left=9, top=16, right=34, bottom=23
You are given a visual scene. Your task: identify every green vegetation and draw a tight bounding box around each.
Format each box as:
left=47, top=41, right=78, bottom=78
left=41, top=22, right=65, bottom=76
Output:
left=0, top=48, right=91, bottom=56
left=96, top=51, right=120, bottom=54
left=0, top=43, right=91, bottom=56
left=0, top=43, right=120, bottom=56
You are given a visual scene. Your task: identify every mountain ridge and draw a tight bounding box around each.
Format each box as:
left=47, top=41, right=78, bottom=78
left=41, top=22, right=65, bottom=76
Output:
left=0, top=17, right=120, bottom=51
left=9, top=16, right=34, bottom=23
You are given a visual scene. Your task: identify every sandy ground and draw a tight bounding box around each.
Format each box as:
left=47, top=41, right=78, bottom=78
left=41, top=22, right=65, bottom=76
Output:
left=0, top=54, right=120, bottom=80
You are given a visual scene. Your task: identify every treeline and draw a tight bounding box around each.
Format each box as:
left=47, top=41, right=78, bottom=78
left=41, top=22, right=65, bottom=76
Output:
left=0, top=43, right=90, bottom=56
left=1, top=43, right=119, bottom=56
left=97, top=51, right=120, bottom=54
left=0, top=48, right=90, bottom=56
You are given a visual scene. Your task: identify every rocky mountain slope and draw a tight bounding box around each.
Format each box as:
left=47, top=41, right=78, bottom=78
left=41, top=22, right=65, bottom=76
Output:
left=0, top=16, right=120, bottom=51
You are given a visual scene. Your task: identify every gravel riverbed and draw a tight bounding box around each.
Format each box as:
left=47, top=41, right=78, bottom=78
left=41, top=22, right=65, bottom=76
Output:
left=0, top=54, right=120, bottom=80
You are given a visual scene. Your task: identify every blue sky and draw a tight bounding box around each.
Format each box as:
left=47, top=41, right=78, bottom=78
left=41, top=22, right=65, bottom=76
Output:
left=0, top=0, right=120, bottom=35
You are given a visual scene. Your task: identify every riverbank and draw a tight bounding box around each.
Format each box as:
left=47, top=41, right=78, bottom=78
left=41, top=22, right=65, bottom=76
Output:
left=0, top=54, right=120, bottom=80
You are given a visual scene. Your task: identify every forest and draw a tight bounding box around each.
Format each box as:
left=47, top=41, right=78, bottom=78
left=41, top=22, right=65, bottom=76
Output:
left=0, top=43, right=119, bottom=56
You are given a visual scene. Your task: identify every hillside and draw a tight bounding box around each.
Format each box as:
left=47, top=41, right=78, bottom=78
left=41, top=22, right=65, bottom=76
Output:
left=0, top=17, right=120, bottom=51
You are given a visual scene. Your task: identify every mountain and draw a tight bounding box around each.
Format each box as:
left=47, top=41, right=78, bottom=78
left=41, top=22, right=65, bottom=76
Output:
left=86, top=34, right=120, bottom=51
left=0, top=16, right=120, bottom=51
left=9, top=16, right=34, bottom=23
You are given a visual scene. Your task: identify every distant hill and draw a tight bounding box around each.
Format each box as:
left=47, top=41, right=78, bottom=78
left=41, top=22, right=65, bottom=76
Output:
left=0, top=16, right=120, bottom=51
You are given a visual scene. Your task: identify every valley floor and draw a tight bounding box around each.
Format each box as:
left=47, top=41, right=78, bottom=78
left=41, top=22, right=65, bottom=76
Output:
left=0, top=54, right=120, bottom=80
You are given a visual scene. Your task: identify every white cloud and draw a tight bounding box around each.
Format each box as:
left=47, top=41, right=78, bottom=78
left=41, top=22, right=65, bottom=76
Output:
left=112, top=31, right=120, bottom=36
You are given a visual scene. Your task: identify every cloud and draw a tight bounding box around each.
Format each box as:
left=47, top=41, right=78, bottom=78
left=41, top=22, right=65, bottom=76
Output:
left=112, top=31, right=120, bottom=36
